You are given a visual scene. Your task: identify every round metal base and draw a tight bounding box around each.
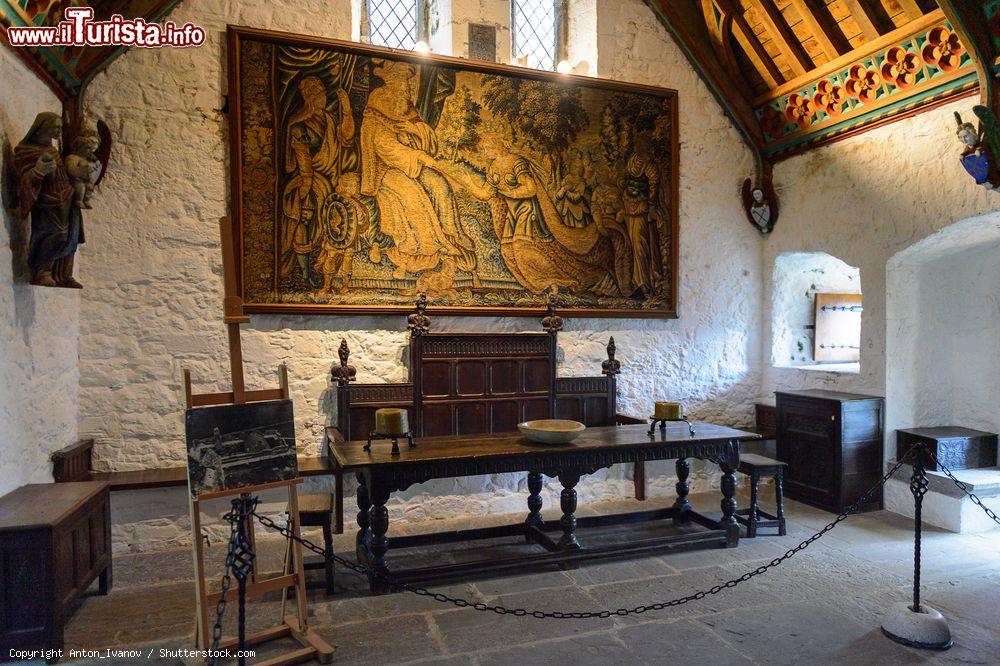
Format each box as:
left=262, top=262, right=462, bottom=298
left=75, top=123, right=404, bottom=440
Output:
left=880, top=602, right=953, bottom=650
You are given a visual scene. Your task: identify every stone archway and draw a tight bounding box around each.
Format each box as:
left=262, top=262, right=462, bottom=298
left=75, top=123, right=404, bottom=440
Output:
left=885, top=211, right=1000, bottom=527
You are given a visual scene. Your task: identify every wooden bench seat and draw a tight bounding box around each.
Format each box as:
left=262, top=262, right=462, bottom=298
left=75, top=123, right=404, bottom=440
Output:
left=52, top=440, right=335, bottom=491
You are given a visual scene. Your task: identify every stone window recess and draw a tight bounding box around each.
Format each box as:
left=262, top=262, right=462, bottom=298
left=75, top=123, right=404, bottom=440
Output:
left=771, top=252, right=861, bottom=372
left=511, top=0, right=567, bottom=70
left=363, top=0, right=428, bottom=49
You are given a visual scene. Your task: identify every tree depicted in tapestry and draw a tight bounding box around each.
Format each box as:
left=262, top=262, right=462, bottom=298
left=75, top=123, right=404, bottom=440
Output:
left=231, top=28, right=678, bottom=317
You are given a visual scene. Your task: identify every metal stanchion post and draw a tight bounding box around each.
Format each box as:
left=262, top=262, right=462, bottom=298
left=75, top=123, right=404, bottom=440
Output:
left=229, top=495, right=257, bottom=666
left=881, top=443, right=953, bottom=650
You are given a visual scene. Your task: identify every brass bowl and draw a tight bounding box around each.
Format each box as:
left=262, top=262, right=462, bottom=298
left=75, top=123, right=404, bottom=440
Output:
left=517, top=419, right=586, bottom=445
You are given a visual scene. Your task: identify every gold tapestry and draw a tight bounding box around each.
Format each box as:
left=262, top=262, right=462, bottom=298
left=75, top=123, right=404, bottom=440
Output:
left=231, top=27, right=679, bottom=317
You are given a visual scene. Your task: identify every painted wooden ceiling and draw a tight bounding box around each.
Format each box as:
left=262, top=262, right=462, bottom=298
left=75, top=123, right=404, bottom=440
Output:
left=649, top=0, right=1000, bottom=160
left=2, top=0, right=998, bottom=160
left=0, top=0, right=182, bottom=100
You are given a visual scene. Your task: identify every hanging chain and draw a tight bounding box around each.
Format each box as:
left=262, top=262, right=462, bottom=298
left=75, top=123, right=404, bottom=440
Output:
left=207, top=508, right=241, bottom=663
left=253, top=450, right=913, bottom=619
left=207, top=497, right=260, bottom=666
left=927, top=452, right=1000, bottom=528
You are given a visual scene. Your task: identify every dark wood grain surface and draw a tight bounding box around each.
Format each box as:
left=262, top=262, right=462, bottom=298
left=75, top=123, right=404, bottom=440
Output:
left=0, top=481, right=107, bottom=530
left=330, top=423, right=759, bottom=471
left=776, top=388, right=883, bottom=402
left=81, top=456, right=335, bottom=491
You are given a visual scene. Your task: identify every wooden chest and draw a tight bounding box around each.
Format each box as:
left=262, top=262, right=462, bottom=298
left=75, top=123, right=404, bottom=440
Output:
left=896, top=427, right=999, bottom=471
left=776, top=390, right=884, bottom=513
left=0, top=482, right=112, bottom=654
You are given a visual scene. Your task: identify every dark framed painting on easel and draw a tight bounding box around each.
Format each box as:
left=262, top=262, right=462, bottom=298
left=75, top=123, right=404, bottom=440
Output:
left=228, top=26, right=680, bottom=318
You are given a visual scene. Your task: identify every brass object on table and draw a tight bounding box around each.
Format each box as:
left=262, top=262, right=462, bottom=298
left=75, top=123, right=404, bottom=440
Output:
left=366, top=408, right=415, bottom=456
left=649, top=401, right=695, bottom=437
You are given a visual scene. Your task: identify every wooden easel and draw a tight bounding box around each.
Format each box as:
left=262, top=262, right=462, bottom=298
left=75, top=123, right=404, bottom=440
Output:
left=184, top=217, right=333, bottom=664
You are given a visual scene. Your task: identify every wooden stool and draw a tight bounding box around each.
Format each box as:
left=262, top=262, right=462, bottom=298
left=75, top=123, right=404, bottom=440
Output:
left=735, top=453, right=787, bottom=537
left=297, top=493, right=335, bottom=594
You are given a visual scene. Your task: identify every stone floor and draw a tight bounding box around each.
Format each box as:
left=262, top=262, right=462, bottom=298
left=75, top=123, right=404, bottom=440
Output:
left=57, top=489, right=1000, bottom=665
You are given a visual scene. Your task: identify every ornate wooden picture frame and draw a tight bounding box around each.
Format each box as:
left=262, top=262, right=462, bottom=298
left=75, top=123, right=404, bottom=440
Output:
left=227, top=26, right=680, bottom=318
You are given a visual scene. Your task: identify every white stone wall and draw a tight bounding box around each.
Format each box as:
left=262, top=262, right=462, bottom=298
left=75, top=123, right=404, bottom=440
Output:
left=761, top=100, right=1000, bottom=517
left=72, top=0, right=758, bottom=548
left=886, top=213, right=1000, bottom=441
left=762, top=99, right=1000, bottom=401
left=771, top=251, right=860, bottom=368
left=0, top=47, right=80, bottom=496
left=443, top=0, right=512, bottom=61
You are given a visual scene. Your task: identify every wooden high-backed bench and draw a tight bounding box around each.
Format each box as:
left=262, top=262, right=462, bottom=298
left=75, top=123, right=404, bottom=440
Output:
left=325, top=297, right=645, bottom=536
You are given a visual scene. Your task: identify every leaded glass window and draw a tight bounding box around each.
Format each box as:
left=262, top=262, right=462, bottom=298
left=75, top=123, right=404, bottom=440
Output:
left=512, top=0, right=557, bottom=70
left=368, top=0, right=419, bottom=50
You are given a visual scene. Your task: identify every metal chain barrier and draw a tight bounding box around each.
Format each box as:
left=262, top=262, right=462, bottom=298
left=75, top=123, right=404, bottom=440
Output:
left=251, top=450, right=914, bottom=620
left=208, top=496, right=260, bottom=666
left=208, top=508, right=240, bottom=659
left=929, top=452, right=1000, bottom=528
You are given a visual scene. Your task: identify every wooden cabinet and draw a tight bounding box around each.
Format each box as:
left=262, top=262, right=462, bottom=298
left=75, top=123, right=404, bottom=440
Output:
left=0, top=482, right=112, bottom=654
left=776, top=390, right=884, bottom=513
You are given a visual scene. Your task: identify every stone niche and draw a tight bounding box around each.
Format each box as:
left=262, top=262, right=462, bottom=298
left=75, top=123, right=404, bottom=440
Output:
left=770, top=252, right=860, bottom=373
left=885, top=211, right=1000, bottom=532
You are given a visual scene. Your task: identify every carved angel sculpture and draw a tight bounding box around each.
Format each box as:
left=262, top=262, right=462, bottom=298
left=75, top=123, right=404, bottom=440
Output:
left=956, top=107, right=1000, bottom=190
left=741, top=177, right=779, bottom=234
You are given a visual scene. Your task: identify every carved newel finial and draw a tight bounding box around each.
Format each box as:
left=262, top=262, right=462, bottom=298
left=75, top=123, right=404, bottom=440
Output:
left=407, top=292, right=431, bottom=337
left=601, top=336, right=621, bottom=376
left=330, top=338, right=357, bottom=385
left=541, top=292, right=563, bottom=335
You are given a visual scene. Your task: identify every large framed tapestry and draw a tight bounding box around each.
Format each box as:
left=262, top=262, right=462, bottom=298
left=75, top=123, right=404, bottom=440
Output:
left=228, top=26, right=679, bottom=318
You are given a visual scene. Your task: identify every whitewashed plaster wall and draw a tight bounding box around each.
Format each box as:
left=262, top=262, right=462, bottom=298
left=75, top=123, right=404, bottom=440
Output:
left=0, top=47, right=80, bottom=496
left=886, top=212, right=1000, bottom=441
left=75, top=0, right=758, bottom=548
left=437, top=0, right=512, bottom=61
left=762, top=99, right=1000, bottom=517
left=566, top=0, right=598, bottom=76
left=762, top=98, right=1000, bottom=402
left=771, top=251, right=860, bottom=368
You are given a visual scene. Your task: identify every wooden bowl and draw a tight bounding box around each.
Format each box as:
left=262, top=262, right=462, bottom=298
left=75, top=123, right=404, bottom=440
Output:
left=518, top=419, right=586, bottom=445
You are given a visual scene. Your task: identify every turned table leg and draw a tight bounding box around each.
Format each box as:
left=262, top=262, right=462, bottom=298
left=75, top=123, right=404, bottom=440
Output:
left=355, top=472, right=372, bottom=564
left=720, top=459, right=739, bottom=547
left=557, top=472, right=581, bottom=551
left=367, top=484, right=391, bottom=594
left=673, top=458, right=692, bottom=525
left=747, top=470, right=759, bottom=539
left=525, top=471, right=544, bottom=542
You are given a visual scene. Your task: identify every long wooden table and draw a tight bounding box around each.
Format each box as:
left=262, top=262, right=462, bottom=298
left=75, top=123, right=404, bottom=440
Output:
left=329, top=422, right=759, bottom=592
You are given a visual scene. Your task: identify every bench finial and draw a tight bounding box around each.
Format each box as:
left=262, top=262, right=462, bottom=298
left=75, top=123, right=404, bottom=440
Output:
left=331, top=338, right=357, bottom=384
left=541, top=290, right=563, bottom=335
left=602, top=336, right=621, bottom=376
left=407, top=292, right=431, bottom=337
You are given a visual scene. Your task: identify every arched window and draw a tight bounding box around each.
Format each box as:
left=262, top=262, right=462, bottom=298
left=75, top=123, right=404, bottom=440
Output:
left=511, top=0, right=566, bottom=70
left=364, top=0, right=426, bottom=50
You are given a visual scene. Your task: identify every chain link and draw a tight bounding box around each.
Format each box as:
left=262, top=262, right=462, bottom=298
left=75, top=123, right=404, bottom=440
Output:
left=928, top=452, right=1000, bottom=528
left=252, top=451, right=913, bottom=619
left=207, top=497, right=260, bottom=666
left=208, top=508, right=240, bottom=663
